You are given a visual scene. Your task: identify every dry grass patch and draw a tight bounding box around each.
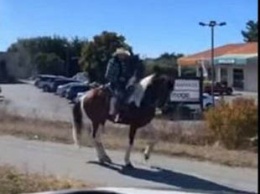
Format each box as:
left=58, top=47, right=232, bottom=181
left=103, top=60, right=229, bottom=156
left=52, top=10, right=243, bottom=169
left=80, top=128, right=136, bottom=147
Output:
left=0, top=108, right=257, bottom=168
left=0, top=165, right=91, bottom=194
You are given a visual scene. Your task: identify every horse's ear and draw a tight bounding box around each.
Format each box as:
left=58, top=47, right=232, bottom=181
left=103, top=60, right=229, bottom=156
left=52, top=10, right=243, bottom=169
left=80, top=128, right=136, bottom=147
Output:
left=153, top=65, right=162, bottom=75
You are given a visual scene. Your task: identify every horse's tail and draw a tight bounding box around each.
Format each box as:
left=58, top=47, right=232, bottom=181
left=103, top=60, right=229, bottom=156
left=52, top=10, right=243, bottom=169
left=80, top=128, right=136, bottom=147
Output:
left=72, top=100, right=82, bottom=148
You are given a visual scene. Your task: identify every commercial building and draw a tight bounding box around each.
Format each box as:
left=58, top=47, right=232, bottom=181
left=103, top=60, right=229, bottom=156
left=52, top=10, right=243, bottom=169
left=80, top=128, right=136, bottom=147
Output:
left=177, top=42, right=258, bottom=92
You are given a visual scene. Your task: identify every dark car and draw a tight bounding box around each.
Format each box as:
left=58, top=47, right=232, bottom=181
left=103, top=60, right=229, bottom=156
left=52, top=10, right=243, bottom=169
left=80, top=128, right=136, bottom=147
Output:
left=40, top=76, right=68, bottom=92
left=49, top=78, right=80, bottom=93
left=65, top=84, right=90, bottom=101
left=203, top=81, right=233, bottom=95
left=34, top=75, right=57, bottom=88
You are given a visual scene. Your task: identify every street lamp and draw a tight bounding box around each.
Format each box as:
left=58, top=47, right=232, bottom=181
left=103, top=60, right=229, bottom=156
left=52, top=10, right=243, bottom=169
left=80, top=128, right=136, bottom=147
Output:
left=64, top=44, right=70, bottom=77
left=199, top=21, right=226, bottom=106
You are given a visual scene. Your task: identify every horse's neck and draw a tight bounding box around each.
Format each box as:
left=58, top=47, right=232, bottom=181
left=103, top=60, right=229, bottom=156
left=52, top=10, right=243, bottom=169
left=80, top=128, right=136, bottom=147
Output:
left=127, top=74, right=155, bottom=107
left=141, top=84, right=158, bottom=107
left=139, top=74, right=158, bottom=106
left=139, top=74, right=164, bottom=107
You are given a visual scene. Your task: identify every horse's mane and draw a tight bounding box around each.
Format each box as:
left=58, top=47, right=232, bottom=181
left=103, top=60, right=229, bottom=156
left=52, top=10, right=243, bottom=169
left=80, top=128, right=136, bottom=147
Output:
left=139, top=74, right=155, bottom=91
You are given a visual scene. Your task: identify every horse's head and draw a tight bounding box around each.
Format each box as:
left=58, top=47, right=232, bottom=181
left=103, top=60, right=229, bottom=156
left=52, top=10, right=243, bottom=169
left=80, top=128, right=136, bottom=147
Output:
left=142, top=66, right=175, bottom=108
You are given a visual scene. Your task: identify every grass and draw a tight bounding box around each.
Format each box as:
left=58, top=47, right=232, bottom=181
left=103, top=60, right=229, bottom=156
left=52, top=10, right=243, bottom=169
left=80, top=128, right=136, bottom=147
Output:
left=0, top=165, right=92, bottom=194
left=0, top=108, right=257, bottom=168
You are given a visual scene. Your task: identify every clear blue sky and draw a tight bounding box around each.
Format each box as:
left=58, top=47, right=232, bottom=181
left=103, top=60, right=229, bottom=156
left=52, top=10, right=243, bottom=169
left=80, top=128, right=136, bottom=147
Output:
left=0, top=0, right=257, bottom=58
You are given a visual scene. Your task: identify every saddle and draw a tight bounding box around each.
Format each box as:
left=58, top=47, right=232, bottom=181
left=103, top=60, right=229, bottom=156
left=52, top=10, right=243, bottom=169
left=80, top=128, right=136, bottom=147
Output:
left=102, top=83, right=135, bottom=123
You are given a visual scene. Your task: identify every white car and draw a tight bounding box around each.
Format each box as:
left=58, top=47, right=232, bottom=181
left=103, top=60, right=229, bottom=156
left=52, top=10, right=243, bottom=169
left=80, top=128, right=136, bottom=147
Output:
left=162, top=93, right=220, bottom=116
left=202, top=93, right=220, bottom=109
left=72, top=91, right=86, bottom=103
left=185, top=93, right=220, bottom=111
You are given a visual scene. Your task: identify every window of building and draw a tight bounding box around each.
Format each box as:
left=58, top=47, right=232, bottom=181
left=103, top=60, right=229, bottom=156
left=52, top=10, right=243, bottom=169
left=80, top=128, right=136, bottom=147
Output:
left=233, top=68, right=244, bottom=89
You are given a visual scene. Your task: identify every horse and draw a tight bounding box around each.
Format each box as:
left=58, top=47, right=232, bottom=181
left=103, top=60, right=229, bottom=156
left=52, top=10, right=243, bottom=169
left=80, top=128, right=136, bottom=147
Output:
left=71, top=70, right=174, bottom=167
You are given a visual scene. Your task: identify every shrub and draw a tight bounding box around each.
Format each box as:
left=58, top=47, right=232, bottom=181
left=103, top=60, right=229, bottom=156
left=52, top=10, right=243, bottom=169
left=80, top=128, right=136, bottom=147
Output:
left=204, top=98, right=258, bottom=149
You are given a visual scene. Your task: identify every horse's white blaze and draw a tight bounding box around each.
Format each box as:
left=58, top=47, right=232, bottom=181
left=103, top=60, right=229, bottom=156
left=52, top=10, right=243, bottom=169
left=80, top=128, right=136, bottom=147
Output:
left=124, top=144, right=133, bottom=165
left=72, top=123, right=80, bottom=149
left=80, top=91, right=92, bottom=133
left=72, top=91, right=93, bottom=148
left=128, top=74, right=155, bottom=107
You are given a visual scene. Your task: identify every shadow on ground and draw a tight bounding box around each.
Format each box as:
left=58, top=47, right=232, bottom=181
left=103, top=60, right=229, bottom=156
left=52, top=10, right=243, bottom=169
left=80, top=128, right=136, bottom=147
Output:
left=88, top=161, right=255, bottom=194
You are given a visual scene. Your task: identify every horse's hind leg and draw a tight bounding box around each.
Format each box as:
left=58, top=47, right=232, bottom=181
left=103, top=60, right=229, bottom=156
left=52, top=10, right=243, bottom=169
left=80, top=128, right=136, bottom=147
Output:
left=143, top=123, right=158, bottom=161
left=72, top=101, right=82, bottom=148
left=92, top=122, right=111, bottom=163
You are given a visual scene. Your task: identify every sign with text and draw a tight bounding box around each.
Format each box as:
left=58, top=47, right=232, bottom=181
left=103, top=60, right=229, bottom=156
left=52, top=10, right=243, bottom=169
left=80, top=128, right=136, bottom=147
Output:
left=216, top=59, right=236, bottom=64
left=170, top=79, right=200, bottom=102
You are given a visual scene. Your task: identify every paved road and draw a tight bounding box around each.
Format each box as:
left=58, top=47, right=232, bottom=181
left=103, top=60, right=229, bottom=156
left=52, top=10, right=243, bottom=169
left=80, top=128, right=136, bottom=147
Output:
left=0, top=136, right=257, bottom=193
left=0, top=83, right=204, bottom=129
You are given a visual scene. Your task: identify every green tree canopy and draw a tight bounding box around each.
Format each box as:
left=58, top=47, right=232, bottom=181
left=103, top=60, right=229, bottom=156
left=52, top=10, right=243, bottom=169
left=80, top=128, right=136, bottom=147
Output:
left=34, top=52, right=65, bottom=75
left=241, top=20, right=258, bottom=42
left=7, top=36, right=88, bottom=76
left=143, top=52, right=183, bottom=76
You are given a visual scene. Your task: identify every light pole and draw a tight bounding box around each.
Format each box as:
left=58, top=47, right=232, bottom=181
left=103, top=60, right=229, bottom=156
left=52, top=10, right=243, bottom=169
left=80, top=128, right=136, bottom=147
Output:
left=199, top=21, right=226, bottom=106
left=64, top=44, right=70, bottom=77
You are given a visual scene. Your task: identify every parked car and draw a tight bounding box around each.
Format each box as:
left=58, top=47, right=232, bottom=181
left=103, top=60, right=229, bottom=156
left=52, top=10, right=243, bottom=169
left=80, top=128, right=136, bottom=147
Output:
left=49, top=78, right=79, bottom=93
left=69, top=82, right=101, bottom=103
left=34, top=75, right=57, bottom=88
left=58, top=82, right=88, bottom=97
left=161, top=93, right=220, bottom=117
left=72, top=72, right=89, bottom=82
left=204, top=81, right=233, bottom=95
left=65, top=84, right=90, bottom=101
left=40, top=76, right=67, bottom=92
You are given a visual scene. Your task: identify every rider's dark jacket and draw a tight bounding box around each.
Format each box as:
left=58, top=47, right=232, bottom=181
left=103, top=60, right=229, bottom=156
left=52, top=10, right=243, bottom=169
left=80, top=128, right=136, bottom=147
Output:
left=105, top=55, right=144, bottom=95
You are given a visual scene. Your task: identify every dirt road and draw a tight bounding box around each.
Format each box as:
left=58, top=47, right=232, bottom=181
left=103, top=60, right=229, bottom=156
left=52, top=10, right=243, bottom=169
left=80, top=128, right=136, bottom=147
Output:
left=0, top=136, right=257, bottom=193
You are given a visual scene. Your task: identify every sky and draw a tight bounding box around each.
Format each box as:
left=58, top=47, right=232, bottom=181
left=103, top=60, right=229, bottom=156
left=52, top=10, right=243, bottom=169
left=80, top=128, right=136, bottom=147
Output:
left=0, top=0, right=258, bottom=58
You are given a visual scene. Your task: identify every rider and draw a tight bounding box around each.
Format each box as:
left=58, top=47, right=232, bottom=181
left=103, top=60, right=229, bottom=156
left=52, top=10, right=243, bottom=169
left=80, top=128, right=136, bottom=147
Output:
left=105, top=47, right=143, bottom=122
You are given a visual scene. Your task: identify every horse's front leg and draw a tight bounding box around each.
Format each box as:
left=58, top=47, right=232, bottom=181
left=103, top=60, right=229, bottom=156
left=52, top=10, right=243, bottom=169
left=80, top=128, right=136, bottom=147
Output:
left=92, top=123, right=112, bottom=163
left=124, top=125, right=137, bottom=167
left=144, top=123, right=158, bottom=161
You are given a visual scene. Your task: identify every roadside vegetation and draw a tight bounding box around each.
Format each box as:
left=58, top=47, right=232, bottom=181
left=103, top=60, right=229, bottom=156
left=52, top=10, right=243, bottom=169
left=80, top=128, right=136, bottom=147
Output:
left=204, top=97, right=258, bottom=149
left=0, top=98, right=257, bottom=168
left=0, top=165, right=91, bottom=194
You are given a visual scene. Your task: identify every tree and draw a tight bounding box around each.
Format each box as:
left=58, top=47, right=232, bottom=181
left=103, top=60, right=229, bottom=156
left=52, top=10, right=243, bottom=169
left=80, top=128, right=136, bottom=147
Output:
left=66, top=36, right=88, bottom=76
left=143, top=52, right=183, bottom=76
left=80, top=31, right=132, bottom=83
left=34, top=52, right=65, bottom=75
left=7, top=36, right=88, bottom=77
left=241, top=20, right=258, bottom=42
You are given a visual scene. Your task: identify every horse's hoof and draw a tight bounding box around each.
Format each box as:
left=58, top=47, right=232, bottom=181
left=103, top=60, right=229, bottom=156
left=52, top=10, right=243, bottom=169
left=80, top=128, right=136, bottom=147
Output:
left=98, top=158, right=106, bottom=164
left=104, top=156, right=112, bottom=164
left=125, top=163, right=134, bottom=169
left=144, top=154, right=150, bottom=161
left=99, top=156, right=112, bottom=164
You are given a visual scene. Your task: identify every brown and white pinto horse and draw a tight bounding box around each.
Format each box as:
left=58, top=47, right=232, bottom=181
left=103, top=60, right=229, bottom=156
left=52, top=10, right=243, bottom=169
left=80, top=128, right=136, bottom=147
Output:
left=71, top=71, right=174, bottom=167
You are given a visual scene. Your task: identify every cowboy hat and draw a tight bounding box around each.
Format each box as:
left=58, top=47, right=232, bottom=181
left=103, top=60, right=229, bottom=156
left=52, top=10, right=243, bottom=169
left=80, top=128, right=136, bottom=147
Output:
left=113, top=47, right=131, bottom=56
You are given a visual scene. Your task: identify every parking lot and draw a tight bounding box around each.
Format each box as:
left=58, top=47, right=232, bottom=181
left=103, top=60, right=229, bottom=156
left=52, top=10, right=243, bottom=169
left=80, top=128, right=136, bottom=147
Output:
left=0, top=81, right=258, bottom=123
left=0, top=83, right=73, bottom=121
